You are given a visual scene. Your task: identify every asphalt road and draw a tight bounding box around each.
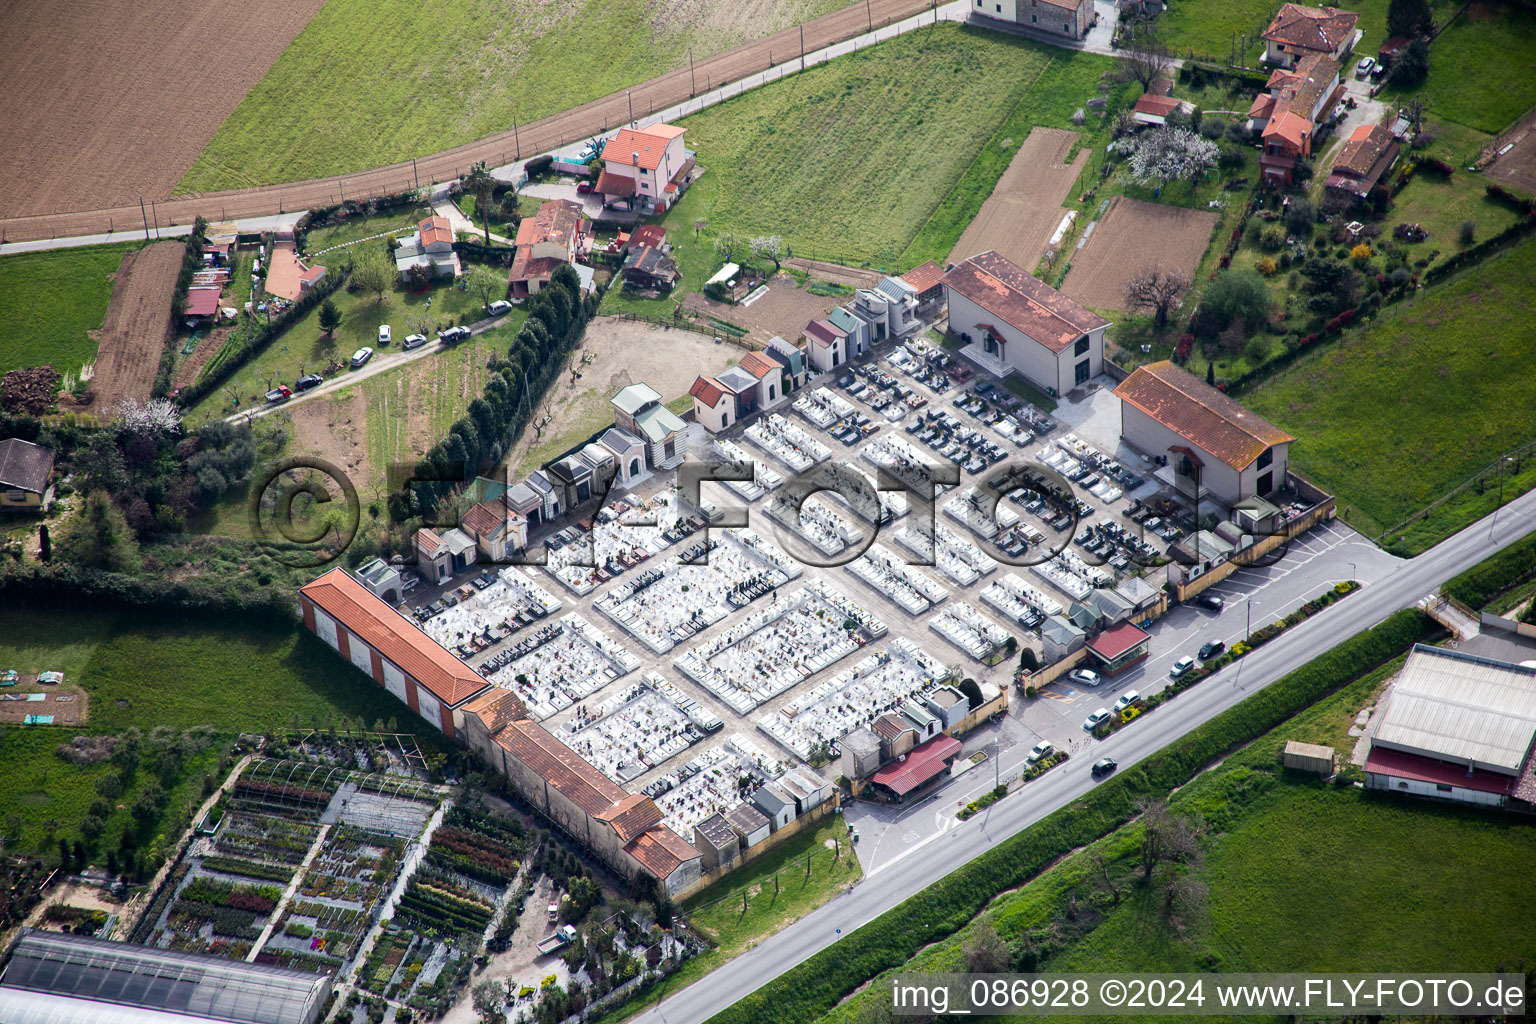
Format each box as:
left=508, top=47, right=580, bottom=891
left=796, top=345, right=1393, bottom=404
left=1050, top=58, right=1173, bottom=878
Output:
left=634, top=487, right=1536, bottom=1024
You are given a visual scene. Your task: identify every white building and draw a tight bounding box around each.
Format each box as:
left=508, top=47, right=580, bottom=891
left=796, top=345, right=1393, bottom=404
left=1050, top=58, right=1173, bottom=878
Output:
left=612, top=383, right=690, bottom=470
left=942, top=250, right=1110, bottom=399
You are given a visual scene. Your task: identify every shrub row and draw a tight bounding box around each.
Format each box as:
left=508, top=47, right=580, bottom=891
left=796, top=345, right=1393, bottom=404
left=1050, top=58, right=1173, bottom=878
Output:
left=1021, top=749, right=1069, bottom=780
left=1485, top=183, right=1536, bottom=215
left=1423, top=214, right=1536, bottom=285
left=1442, top=530, right=1536, bottom=609
left=169, top=899, right=263, bottom=939
left=703, top=609, right=1433, bottom=1024
left=170, top=218, right=210, bottom=319
left=956, top=785, right=1008, bottom=820
left=198, top=856, right=294, bottom=883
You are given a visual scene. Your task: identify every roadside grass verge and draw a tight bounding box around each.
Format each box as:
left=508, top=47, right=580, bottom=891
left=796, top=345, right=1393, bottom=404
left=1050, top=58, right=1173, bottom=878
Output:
left=1242, top=238, right=1536, bottom=550
left=0, top=241, right=141, bottom=379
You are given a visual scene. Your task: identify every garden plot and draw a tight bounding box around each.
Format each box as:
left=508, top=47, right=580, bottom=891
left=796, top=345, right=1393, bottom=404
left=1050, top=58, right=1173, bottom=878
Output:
left=946, top=127, right=1089, bottom=272
left=1033, top=550, right=1111, bottom=602
left=794, top=386, right=858, bottom=430
left=893, top=521, right=995, bottom=587
left=763, top=491, right=866, bottom=556
left=422, top=569, right=563, bottom=658
left=980, top=572, right=1064, bottom=632
left=595, top=529, right=802, bottom=654
left=745, top=413, right=832, bottom=472
left=649, top=734, right=786, bottom=837
left=484, top=614, right=641, bottom=720
left=1061, top=197, right=1219, bottom=312
left=712, top=438, right=783, bottom=500
left=755, top=639, right=948, bottom=761
left=673, top=581, right=887, bottom=714
left=542, top=490, right=681, bottom=596
left=928, top=601, right=1015, bottom=662
left=845, top=543, right=949, bottom=615
left=563, top=672, right=715, bottom=783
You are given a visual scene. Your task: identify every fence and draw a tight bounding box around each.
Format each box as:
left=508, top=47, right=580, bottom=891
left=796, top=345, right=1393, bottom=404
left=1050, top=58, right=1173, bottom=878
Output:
left=1170, top=479, right=1337, bottom=603
left=598, top=311, right=761, bottom=350
left=1374, top=436, right=1536, bottom=543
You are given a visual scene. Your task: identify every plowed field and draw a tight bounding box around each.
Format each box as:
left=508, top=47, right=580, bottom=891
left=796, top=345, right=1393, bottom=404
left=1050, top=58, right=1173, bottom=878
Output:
left=90, top=241, right=183, bottom=413
left=0, top=0, right=325, bottom=219
left=947, top=128, right=1087, bottom=270
left=1061, top=197, right=1218, bottom=312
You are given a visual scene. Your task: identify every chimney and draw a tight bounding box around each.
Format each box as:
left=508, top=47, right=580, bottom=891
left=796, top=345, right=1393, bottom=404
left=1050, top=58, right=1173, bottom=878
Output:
left=632, top=152, right=639, bottom=164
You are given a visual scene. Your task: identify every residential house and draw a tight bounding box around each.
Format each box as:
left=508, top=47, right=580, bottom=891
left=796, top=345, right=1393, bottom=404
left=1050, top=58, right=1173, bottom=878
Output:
left=1262, top=3, right=1359, bottom=67
left=750, top=783, right=797, bottom=831
left=611, top=383, right=690, bottom=470
left=1248, top=53, right=1344, bottom=185
left=901, top=260, right=946, bottom=314
left=395, top=215, right=463, bottom=282
left=970, top=0, right=1094, bottom=40
left=620, top=244, right=681, bottom=292
left=1113, top=360, right=1296, bottom=504
left=725, top=802, right=772, bottom=848
left=459, top=499, right=529, bottom=563
left=594, top=123, right=697, bottom=213
left=0, top=439, right=55, bottom=511
left=510, top=199, right=587, bottom=298
left=801, top=318, right=849, bottom=372
left=942, top=250, right=1110, bottom=398
left=693, top=813, right=740, bottom=871
left=1324, top=123, right=1401, bottom=205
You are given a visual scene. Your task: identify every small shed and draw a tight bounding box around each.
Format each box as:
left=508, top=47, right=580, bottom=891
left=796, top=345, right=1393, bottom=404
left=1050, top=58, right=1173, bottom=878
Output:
left=725, top=802, right=771, bottom=848
left=1283, top=740, right=1336, bottom=776
left=693, top=812, right=740, bottom=871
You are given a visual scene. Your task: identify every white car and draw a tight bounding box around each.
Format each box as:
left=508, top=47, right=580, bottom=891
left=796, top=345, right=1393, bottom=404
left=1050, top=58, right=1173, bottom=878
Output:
left=350, top=347, right=374, bottom=368
left=1114, top=690, right=1142, bottom=712
left=487, top=300, right=513, bottom=316
left=378, top=325, right=391, bottom=345
left=402, top=333, right=428, bottom=350
left=1026, top=740, right=1055, bottom=765
left=1084, top=708, right=1112, bottom=730
left=1169, top=656, right=1197, bottom=679
left=1355, top=56, right=1375, bottom=78
left=1068, top=668, right=1101, bottom=687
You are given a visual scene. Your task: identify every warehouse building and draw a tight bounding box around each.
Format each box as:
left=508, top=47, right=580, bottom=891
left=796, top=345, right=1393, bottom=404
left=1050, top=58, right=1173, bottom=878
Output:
left=0, top=930, right=331, bottom=1024
left=1363, top=645, right=1536, bottom=807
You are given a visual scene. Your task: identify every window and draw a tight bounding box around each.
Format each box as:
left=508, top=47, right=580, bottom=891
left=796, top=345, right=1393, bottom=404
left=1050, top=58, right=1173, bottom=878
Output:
left=768, top=384, right=775, bottom=401
left=1064, top=21, right=1070, bottom=30
left=664, top=440, right=675, bottom=460
left=722, top=412, right=729, bottom=427
left=996, top=3, right=1001, bottom=9
left=1257, top=471, right=1274, bottom=495
left=1257, top=447, right=1273, bottom=470
left=1031, top=13, right=1037, bottom=20
left=1436, top=783, right=1453, bottom=793
left=1074, top=336, right=1090, bottom=356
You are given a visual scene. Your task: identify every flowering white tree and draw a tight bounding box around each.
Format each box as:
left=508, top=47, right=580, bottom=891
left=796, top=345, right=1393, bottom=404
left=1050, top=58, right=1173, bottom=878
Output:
left=117, top=398, right=183, bottom=437
left=749, top=234, right=785, bottom=274
left=1126, top=127, right=1219, bottom=186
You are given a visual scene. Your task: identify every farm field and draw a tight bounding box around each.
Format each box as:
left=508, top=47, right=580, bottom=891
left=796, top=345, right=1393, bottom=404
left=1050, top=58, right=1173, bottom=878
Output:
left=946, top=128, right=1088, bottom=271
left=89, top=240, right=185, bottom=412
left=178, top=0, right=852, bottom=194
left=1061, top=197, right=1219, bottom=311
left=0, top=607, right=435, bottom=856
left=1384, top=2, right=1536, bottom=134
left=1244, top=238, right=1536, bottom=551
left=0, top=241, right=140, bottom=379
left=0, top=0, right=325, bottom=218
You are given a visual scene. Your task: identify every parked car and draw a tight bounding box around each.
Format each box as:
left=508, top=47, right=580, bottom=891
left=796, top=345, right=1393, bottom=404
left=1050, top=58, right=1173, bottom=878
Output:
left=294, top=373, right=324, bottom=392
left=1114, top=689, right=1142, bottom=712
left=1355, top=56, right=1375, bottom=78
left=1169, top=656, right=1197, bottom=679
left=1068, top=668, right=1101, bottom=687
left=1196, top=593, right=1225, bottom=611
left=438, top=325, right=472, bottom=343
left=350, top=347, right=374, bottom=368
left=402, top=333, right=428, bottom=351
left=377, top=325, right=391, bottom=345
left=1083, top=708, right=1112, bottom=730
left=1091, top=757, right=1118, bottom=777
left=1198, top=640, right=1226, bottom=661
left=264, top=385, right=292, bottom=404
left=575, top=181, right=595, bottom=195
left=488, top=300, right=513, bottom=316
left=1026, top=740, right=1055, bottom=765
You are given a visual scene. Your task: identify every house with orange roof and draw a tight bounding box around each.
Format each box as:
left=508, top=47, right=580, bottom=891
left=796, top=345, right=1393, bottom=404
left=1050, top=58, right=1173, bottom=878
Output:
left=1324, top=123, right=1401, bottom=205
left=595, top=122, right=697, bottom=212
left=395, top=215, right=463, bottom=282
left=1247, top=52, right=1344, bottom=184
left=941, top=250, right=1110, bottom=398
left=1261, top=3, right=1360, bottom=67
left=510, top=199, right=589, bottom=298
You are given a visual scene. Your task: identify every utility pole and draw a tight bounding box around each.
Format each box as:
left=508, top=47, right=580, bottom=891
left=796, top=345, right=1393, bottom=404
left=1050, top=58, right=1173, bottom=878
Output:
left=689, top=49, right=697, bottom=96
left=1246, top=597, right=1254, bottom=641
left=413, top=157, right=420, bottom=191
left=513, top=115, right=520, bottom=160
left=627, top=90, right=634, bottom=125
left=866, top=0, right=874, bottom=31
left=800, top=26, right=805, bottom=70
left=139, top=196, right=150, bottom=242
left=150, top=201, right=159, bottom=239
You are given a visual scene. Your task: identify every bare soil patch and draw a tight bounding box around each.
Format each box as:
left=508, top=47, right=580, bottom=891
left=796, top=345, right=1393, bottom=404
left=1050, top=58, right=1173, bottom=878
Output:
left=172, top=324, right=236, bottom=390
left=292, top=390, right=371, bottom=492
left=0, top=680, right=89, bottom=726
left=947, top=128, right=1088, bottom=270
left=682, top=274, right=847, bottom=346
left=1061, top=197, right=1219, bottom=311
left=0, top=0, right=326, bottom=218
left=1487, top=107, right=1536, bottom=196
left=89, top=241, right=183, bottom=413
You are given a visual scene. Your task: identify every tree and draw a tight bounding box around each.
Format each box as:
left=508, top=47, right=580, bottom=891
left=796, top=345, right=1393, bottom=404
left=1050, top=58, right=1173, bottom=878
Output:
left=72, top=431, right=128, bottom=494
left=1136, top=797, right=1201, bottom=882
left=463, top=161, right=497, bottom=245
left=1395, top=37, right=1430, bottom=86
left=1125, top=127, right=1219, bottom=186
left=405, top=262, right=433, bottom=292
left=1122, top=29, right=1172, bottom=89
left=468, top=264, right=506, bottom=311
left=713, top=232, right=743, bottom=262
left=38, top=524, right=50, bottom=562
left=962, top=919, right=1011, bottom=973
left=958, top=677, right=985, bottom=709
left=56, top=491, right=140, bottom=573
left=351, top=247, right=392, bottom=305
left=1201, top=270, right=1272, bottom=333
left=749, top=234, right=785, bottom=274
left=1301, top=256, right=1360, bottom=316
left=1388, top=0, right=1432, bottom=38
left=472, top=979, right=506, bottom=1024
left=318, top=299, right=342, bottom=337
left=117, top=398, right=182, bottom=437
left=1283, top=197, right=1315, bottom=236
left=1206, top=362, right=1216, bottom=386
left=1123, top=265, right=1192, bottom=328
left=1017, top=647, right=1039, bottom=672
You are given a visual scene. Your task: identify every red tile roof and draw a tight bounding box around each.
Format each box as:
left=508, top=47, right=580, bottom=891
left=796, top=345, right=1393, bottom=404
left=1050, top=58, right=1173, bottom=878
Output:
left=497, top=719, right=627, bottom=816
left=461, top=499, right=521, bottom=540
left=1365, top=746, right=1517, bottom=795
left=901, top=260, right=945, bottom=295
left=1331, top=123, right=1398, bottom=179
left=509, top=250, right=568, bottom=284
left=941, top=251, right=1108, bottom=353
left=1088, top=621, right=1151, bottom=660
left=596, top=170, right=637, bottom=197
left=419, top=215, right=454, bottom=248
left=606, top=125, right=684, bottom=171
left=1262, top=4, right=1359, bottom=53
left=1133, top=94, right=1181, bottom=117
left=1113, top=361, right=1295, bottom=470
left=803, top=319, right=847, bottom=347
left=625, top=825, right=701, bottom=878
left=872, top=713, right=914, bottom=741
left=185, top=287, right=221, bottom=317
left=416, top=528, right=443, bottom=556
left=515, top=199, right=582, bottom=249
left=463, top=689, right=530, bottom=734
left=630, top=224, right=666, bottom=250
left=596, top=793, right=663, bottom=843
left=868, top=734, right=962, bottom=795
left=690, top=376, right=727, bottom=408
left=300, top=568, right=492, bottom=707
left=738, top=351, right=778, bottom=380
left=1265, top=111, right=1313, bottom=149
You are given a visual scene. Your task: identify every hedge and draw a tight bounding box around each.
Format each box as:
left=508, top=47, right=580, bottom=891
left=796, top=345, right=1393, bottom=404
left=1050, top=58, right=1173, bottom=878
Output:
left=1485, top=183, right=1536, bottom=216
left=703, top=608, right=1433, bottom=1024
left=1442, top=530, right=1536, bottom=609
left=170, top=218, right=210, bottom=319
left=0, top=562, right=300, bottom=625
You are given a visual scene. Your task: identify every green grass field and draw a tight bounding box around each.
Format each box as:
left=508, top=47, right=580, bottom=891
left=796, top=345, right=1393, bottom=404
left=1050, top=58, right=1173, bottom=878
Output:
left=0, top=608, right=435, bottom=857
left=1155, top=0, right=1281, bottom=62
left=1243, top=238, right=1536, bottom=549
left=1386, top=2, right=1536, bottom=134
left=0, top=242, right=141, bottom=379
left=177, top=0, right=850, bottom=192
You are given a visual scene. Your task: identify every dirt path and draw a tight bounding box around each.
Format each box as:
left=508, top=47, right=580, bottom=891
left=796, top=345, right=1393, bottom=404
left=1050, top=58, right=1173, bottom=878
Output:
left=0, top=0, right=936, bottom=242
left=89, top=240, right=183, bottom=413
left=947, top=127, right=1087, bottom=269
left=681, top=274, right=848, bottom=346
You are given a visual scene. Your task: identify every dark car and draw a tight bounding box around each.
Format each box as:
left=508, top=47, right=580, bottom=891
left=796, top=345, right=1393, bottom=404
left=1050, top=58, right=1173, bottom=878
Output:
left=295, top=373, right=324, bottom=392
left=1091, top=757, right=1118, bottom=777
left=438, top=325, right=472, bottom=344
left=1196, top=593, right=1225, bottom=611
left=1198, top=640, right=1226, bottom=661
